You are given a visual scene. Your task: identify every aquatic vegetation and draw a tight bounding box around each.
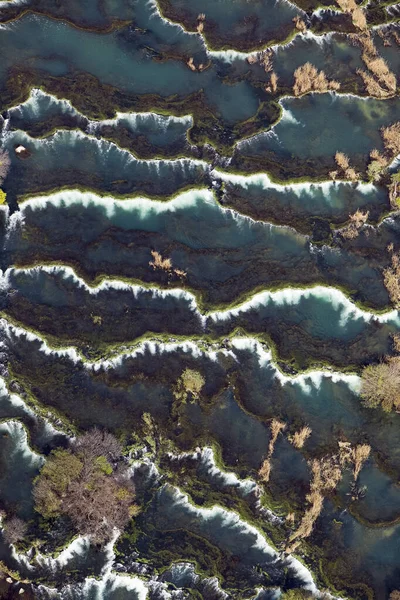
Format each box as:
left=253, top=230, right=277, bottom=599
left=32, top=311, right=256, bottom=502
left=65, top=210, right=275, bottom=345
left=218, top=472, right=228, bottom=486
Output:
left=1, top=0, right=400, bottom=596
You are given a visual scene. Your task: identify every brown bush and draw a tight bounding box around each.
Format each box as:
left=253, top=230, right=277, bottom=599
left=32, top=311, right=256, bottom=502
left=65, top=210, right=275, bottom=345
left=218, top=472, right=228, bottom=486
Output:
left=292, top=16, right=306, bottom=32
left=389, top=591, right=400, bottom=600
left=357, top=69, right=390, bottom=97
left=289, top=426, right=312, bottom=449
left=383, top=252, right=400, bottom=306
left=335, top=151, right=350, bottom=170
left=381, top=122, right=400, bottom=157
left=293, top=63, right=340, bottom=96
left=149, top=250, right=172, bottom=272
left=353, top=444, right=370, bottom=479
left=3, top=517, right=27, bottom=545
left=258, top=419, right=285, bottom=483
left=361, top=358, right=400, bottom=412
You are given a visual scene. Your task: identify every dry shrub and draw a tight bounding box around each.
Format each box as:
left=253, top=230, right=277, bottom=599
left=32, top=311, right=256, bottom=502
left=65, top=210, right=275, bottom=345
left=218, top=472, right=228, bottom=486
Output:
left=0, top=150, right=10, bottom=185
left=329, top=170, right=338, bottom=180
left=286, top=512, right=295, bottom=523
left=270, top=72, right=278, bottom=93
left=259, top=49, right=273, bottom=73
left=357, top=69, right=391, bottom=98
left=286, top=491, right=324, bottom=551
left=3, top=517, right=27, bottom=545
left=353, top=444, right=370, bottom=479
left=289, top=426, right=312, bottom=449
left=174, top=268, right=187, bottom=278
left=269, top=419, right=286, bottom=453
left=293, top=63, right=340, bottom=96
left=186, top=57, right=196, bottom=72
left=345, top=167, right=359, bottom=181
left=335, top=151, right=350, bottom=170
left=389, top=591, right=400, bottom=600
left=293, top=16, right=306, bottom=32
left=196, top=21, right=204, bottom=33
left=392, top=332, right=400, bottom=353
left=381, top=122, right=400, bottom=157
left=383, top=252, right=400, bottom=306
left=149, top=250, right=172, bottom=271
left=258, top=459, right=271, bottom=483
left=349, top=208, right=369, bottom=228
left=336, top=0, right=367, bottom=30
left=352, top=7, right=367, bottom=30
left=361, top=357, right=400, bottom=412
left=286, top=456, right=342, bottom=552
left=336, top=0, right=357, bottom=12
left=370, top=148, right=387, bottom=165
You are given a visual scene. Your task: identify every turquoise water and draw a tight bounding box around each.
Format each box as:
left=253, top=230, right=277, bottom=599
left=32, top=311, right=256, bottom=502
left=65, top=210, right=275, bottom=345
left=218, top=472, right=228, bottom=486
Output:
left=1, top=0, right=400, bottom=597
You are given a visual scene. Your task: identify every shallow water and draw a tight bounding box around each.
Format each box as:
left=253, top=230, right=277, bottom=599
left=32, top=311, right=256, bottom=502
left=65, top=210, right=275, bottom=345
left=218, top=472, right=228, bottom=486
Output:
left=1, top=0, right=400, bottom=597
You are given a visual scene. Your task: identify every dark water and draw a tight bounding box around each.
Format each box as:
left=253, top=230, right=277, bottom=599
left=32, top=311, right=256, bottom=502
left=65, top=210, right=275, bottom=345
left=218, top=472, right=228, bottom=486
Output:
left=0, top=0, right=400, bottom=598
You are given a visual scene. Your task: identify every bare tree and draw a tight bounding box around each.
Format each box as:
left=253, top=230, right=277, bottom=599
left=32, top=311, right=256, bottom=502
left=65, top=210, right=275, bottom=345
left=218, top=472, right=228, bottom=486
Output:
left=3, top=517, right=27, bottom=545
left=73, top=428, right=122, bottom=461
left=0, top=150, right=10, bottom=185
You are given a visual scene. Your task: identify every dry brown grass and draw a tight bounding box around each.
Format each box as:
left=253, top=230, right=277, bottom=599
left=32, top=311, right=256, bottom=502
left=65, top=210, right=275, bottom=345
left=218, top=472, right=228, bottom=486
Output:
left=345, top=167, right=359, bottom=181
left=149, top=250, right=172, bottom=272
left=270, top=72, right=278, bottom=93
left=336, top=0, right=367, bottom=30
left=259, top=49, right=273, bottom=73
left=286, top=456, right=343, bottom=552
left=258, top=419, right=285, bottom=483
left=357, top=69, right=392, bottom=98
left=293, top=16, right=306, bottom=32
left=258, top=459, right=271, bottom=483
left=293, top=63, right=340, bottom=96
left=370, top=148, right=388, bottom=165
left=174, top=268, right=187, bottom=278
left=353, top=444, right=371, bottom=479
left=289, top=426, right=312, bottom=449
left=186, top=57, right=196, bottom=72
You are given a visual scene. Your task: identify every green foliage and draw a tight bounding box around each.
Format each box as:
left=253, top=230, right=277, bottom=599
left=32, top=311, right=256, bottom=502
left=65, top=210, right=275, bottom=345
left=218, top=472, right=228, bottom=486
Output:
left=95, top=455, right=113, bottom=475
left=33, top=430, right=137, bottom=542
left=281, top=590, right=314, bottom=600
left=174, top=368, right=205, bottom=402
left=34, top=449, right=83, bottom=518
left=0, top=189, right=6, bottom=205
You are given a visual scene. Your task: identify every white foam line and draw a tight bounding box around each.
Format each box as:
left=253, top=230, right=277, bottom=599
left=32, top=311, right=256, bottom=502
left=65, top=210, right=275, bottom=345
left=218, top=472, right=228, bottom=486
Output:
left=34, top=536, right=90, bottom=571
left=2, top=129, right=208, bottom=170
left=167, top=485, right=317, bottom=593
left=7, top=263, right=399, bottom=329
left=212, top=167, right=378, bottom=196
left=12, top=185, right=214, bottom=213
left=6, top=265, right=205, bottom=325
left=230, top=337, right=361, bottom=393
left=209, top=286, right=400, bottom=326
left=8, top=88, right=193, bottom=131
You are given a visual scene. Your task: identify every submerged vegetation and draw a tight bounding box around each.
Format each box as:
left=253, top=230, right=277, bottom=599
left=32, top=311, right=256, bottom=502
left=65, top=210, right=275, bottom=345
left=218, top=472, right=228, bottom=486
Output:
left=1, top=0, right=400, bottom=597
